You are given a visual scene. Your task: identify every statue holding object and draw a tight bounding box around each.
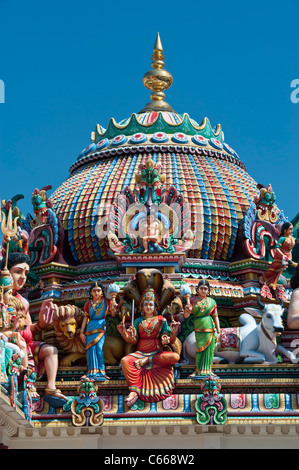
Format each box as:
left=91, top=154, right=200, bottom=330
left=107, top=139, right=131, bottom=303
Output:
left=80, top=281, right=120, bottom=381
left=117, top=269, right=181, bottom=407
left=107, top=156, right=194, bottom=255
left=183, top=279, right=221, bottom=378
left=259, top=221, right=298, bottom=301
left=1, top=251, right=67, bottom=403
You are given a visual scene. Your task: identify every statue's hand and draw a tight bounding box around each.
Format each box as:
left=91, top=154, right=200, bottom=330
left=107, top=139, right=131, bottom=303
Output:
left=170, top=321, right=180, bottom=335
left=117, top=322, right=126, bottom=336
left=161, top=333, right=170, bottom=345
left=128, top=326, right=137, bottom=338
left=79, top=332, right=86, bottom=344
left=184, top=304, right=192, bottom=319
left=38, top=300, right=56, bottom=329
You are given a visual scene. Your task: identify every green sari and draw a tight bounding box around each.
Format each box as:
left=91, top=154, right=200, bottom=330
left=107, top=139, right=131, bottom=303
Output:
left=193, top=297, right=217, bottom=376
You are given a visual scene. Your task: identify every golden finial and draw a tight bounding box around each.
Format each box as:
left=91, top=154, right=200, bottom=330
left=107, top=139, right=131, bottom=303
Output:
left=139, top=33, right=175, bottom=113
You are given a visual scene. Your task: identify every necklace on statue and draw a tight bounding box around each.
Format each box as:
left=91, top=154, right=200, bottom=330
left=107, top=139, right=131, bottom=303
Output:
left=197, top=297, right=208, bottom=313
left=92, top=299, right=104, bottom=316
left=142, top=316, right=157, bottom=337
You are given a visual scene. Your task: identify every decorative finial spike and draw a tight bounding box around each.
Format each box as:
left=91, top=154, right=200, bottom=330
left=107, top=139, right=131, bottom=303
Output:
left=154, top=33, right=163, bottom=52
left=139, top=34, right=175, bottom=113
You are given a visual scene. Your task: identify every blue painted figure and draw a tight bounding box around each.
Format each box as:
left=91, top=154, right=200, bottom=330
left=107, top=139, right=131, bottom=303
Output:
left=80, top=281, right=118, bottom=381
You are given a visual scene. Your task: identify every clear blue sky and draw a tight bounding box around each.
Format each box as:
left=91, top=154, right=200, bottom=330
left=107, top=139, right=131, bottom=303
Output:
left=0, top=0, right=299, bottom=225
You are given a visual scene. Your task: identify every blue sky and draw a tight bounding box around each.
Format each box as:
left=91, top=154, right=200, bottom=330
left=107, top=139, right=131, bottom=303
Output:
left=0, top=0, right=299, bottom=225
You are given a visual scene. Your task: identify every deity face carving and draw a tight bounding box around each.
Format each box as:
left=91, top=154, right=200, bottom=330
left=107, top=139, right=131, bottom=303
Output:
left=196, top=285, right=209, bottom=300
left=9, top=263, right=29, bottom=292
left=285, top=225, right=293, bottom=237
left=142, top=300, right=155, bottom=317
left=91, top=287, right=103, bottom=302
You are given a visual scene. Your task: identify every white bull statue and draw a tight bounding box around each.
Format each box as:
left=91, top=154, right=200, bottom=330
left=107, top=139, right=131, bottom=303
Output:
left=182, top=300, right=299, bottom=365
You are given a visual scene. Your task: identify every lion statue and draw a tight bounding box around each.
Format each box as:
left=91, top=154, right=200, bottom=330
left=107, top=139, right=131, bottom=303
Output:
left=53, top=304, right=134, bottom=367
left=53, top=305, right=86, bottom=367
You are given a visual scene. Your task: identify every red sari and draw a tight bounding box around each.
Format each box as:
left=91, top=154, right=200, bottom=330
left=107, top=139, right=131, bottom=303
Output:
left=261, top=236, right=295, bottom=289
left=121, top=315, right=179, bottom=403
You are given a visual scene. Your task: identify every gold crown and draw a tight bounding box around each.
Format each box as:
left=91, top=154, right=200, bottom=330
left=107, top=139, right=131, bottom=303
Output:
left=142, top=288, right=155, bottom=302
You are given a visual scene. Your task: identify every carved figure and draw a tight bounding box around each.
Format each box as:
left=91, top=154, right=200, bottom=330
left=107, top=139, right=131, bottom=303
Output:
left=183, top=279, right=221, bottom=378
left=79, top=281, right=119, bottom=380
left=69, top=376, right=104, bottom=427
left=53, top=302, right=133, bottom=367
left=53, top=304, right=86, bottom=367
left=20, top=185, right=65, bottom=267
left=107, top=157, right=194, bottom=255
left=117, top=269, right=181, bottom=407
left=184, top=299, right=298, bottom=364
left=195, top=376, right=228, bottom=425
left=243, top=183, right=287, bottom=261
left=0, top=263, right=28, bottom=369
left=259, top=222, right=298, bottom=300
left=0, top=252, right=67, bottom=402
left=140, top=213, right=162, bottom=253
left=1, top=195, right=28, bottom=256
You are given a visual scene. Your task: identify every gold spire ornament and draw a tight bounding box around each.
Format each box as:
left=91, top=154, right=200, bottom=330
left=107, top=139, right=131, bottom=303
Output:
left=139, top=33, right=175, bottom=113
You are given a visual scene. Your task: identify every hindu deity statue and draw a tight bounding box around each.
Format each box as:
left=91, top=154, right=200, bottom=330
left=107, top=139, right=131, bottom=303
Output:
left=0, top=267, right=27, bottom=382
left=1, top=252, right=67, bottom=402
left=260, top=221, right=298, bottom=300
left=184, top=279, right=221, bottom=378
left=79, top=281, right=119, bottom=380
left=117, top=270, right=181, bottom=407
left=107, top=156, right=194, bottom=255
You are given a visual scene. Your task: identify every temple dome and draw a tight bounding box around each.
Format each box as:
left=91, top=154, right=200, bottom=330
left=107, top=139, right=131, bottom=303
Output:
left=50, top=36, right=259, bottom=265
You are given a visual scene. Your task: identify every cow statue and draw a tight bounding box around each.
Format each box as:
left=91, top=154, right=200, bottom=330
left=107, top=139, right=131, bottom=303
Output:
left=182, top=299, right=299, bottom=365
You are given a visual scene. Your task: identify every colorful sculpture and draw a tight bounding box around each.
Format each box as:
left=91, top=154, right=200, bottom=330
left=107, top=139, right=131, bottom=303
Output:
left=243, top=183, right=287, bottom=261
left=195, top=376, right=228, bottom=425
left=53, top=304, right=86, bottom=367
left=21, top=185, right=65, bottom=266
left=184, top=299, right=299, bottom=364
left=1, top=195, right=28, bottom=256
left=79, top=281, right=119, bottom=380
left=117, top=270, right=181, bottom=407
left=183, top=279, right=221, bottom=378
left=1, top=252, right=67, bottom=403
left=259, top=221, right=298, bottom=300
left=68, top=376, right=104, bottom=427
left=107, top=156, right=194, bottom=255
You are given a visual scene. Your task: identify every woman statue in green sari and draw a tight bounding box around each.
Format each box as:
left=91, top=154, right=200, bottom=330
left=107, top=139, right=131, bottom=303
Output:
left=184, top=279, right=221, bottom=378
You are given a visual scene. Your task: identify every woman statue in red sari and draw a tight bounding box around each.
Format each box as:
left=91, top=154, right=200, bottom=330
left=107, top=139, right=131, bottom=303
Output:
left=117, top=288, right=180, bottom=407
left=260, top=222, right=298, bottom=297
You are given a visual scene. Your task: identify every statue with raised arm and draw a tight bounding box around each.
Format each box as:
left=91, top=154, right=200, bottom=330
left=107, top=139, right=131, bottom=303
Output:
left=79, top=281, right=119, bottom=381
left=117, top=270, right=180, bottom=407
left=183, top=279, right=221, bottom=378
left=0, top=252, right=67, bottom=403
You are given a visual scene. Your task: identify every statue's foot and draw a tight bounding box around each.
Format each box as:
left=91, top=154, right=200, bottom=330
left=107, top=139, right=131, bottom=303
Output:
left=143, top=249, right=148, bottom=254
left=44, top=387, right=67, bottom=401
left=189, top=369, right=203, bottom=378
left=125, top=392, right=138, bottom=407
left=87, top=372, right=110, bottom=381
left=134, top=357, right=149, bottom=369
